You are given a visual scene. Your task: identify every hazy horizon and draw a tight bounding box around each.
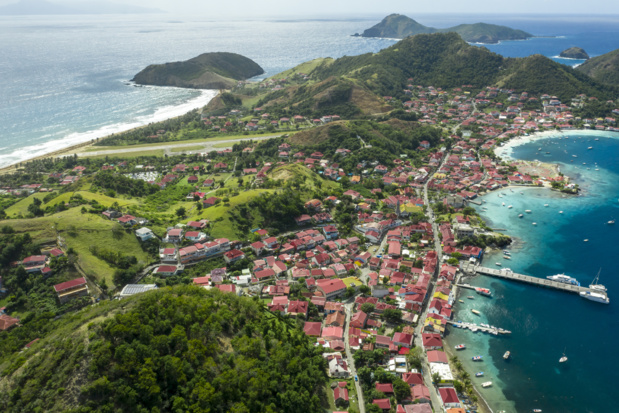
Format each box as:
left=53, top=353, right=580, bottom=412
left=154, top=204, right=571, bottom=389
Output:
left=2, top=0, right=619, bottom=17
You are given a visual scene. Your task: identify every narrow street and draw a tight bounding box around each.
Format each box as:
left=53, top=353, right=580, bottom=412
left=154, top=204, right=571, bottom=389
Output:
left=344, top=302, right=365, bottom=413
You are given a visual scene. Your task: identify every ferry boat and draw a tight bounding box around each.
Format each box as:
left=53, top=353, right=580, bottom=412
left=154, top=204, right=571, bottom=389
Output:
left=481, top=381, right=493, bottom=388
left=503, top=351, right=511, bottom=360
left=455, top=344, right=466, bottom=350
left=589, top=269, right=607, bottom=292
left=475, top=287, right=492, bottom=297
left=579, top=291, right=610, bottom=304
left=472, top=355, right=483, bottom=361
left=475, top=372, right=484, bottom=377
left=547, top=273, right=580, bottom=286
left=471, top=309, right=481, bottom=315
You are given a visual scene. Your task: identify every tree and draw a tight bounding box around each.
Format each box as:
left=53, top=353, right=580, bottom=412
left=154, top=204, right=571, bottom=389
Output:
left=344, top=286, right=356, bottom=298
left=176, top=206, right=186, bottom=218
left=359, top=285, right=371, bottom=295
left=446, top=257, right=459, bottom=265
left=407, top=347, right=423, bottom=370
left=432, top=372, right=441, bottom=385
left=382, top=308, right=402, bottom=323
left=360, top=303, right=375, bottom=314
left=393, top=378, right=410, bottom=402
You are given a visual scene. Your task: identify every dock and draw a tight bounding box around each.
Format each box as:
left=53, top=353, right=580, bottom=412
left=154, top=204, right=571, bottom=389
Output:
left=447, top=321, right=511, bottom=336
left=462, top=264, right=610, bottom=300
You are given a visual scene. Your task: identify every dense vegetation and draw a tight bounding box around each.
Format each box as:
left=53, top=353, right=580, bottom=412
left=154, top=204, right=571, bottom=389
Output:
left=359, top=14, right=532, bottom=44
left=577, top=48, right=619, bottom=86
left=133, top=52, right=265, bottom=89
left=93, top=171, right=160, bottom=197
left=0, top=287, right=328, bottom=413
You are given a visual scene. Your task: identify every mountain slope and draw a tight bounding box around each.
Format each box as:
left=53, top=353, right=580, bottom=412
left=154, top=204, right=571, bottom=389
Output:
left=357, top=14, right=532, bottom=44
left=133, top=52, right=265, bottom=89
left=576, top=48, right=619, bottom=86
left=0, top=286, right=328, bottom=413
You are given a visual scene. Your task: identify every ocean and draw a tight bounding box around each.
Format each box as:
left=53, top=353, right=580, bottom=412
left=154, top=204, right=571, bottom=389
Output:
left=3, top=13, right=619, bottom=168
left=3, top=13, right=619, bottom=412
left=447, top=130, right=619, bottom=412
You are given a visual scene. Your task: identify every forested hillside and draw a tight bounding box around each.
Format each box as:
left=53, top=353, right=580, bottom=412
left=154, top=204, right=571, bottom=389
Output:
left=0, top=286, right=328, bottom=413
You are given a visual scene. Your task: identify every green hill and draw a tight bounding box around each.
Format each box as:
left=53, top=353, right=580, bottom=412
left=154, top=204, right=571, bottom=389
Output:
left=132, top=52, right=265, bottom=89
left=356, top=14, right=532, bottom=44
left=0, top=286, right=328, bottom=413
left=576, top=48, right=619, bottom=86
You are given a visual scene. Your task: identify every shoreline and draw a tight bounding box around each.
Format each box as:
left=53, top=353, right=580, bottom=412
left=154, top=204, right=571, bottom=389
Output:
left=0, top=88, right=221, bottom=174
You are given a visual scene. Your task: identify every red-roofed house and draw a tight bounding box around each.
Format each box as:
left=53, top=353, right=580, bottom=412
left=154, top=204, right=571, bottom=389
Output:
left=304, top=321, right=322, bottom=337
left=53, top=277, right=89, bottom=303
left=287, top=300, right=308, bottom=318
left=410, top=385, right=432, bottom=404
left=427, top=350, right=448, bottom=364
left=402, top=372, right=424, bottom=387
left=422, top=333, right=443, bottom=350
left=334, top=386, right=349, bottom=405
left=393, top=332, right=414, bottom=348
left=439, top=387, right=461, bottom=409
left=223, top=249, right=245, bottom=264
left=0, top=314, right=19, bottom=331
left=375, top=383, right=394, bottom=395
left=350, top=311, right=368, bottom=328
left=373, top=399, right=391, bottom=412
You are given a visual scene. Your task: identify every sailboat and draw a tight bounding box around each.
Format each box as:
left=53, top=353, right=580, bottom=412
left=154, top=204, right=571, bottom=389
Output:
left=589, top=268, right=607, bottom=292
left=559, top=348, right=568, bottom=363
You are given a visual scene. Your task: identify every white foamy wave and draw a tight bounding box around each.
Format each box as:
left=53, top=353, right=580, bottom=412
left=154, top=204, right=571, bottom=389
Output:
left=0, top=88, right=218, bottom=168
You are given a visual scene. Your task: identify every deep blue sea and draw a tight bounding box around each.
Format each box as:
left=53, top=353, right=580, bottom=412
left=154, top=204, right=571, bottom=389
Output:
left=2, top=13, right=619, bottom=412
left=2, top=13, right=619, bottom=167
left=449, top=131, right=619, bottom=412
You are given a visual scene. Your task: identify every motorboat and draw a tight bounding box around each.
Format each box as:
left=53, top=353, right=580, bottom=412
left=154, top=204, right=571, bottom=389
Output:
left=579, top=291, right=610, bottom=304
left=608, top=220, right=615, bottom=225
left=472, top=356, right=483, bottom=361
left=467, top=296, right=474, bottom=299
left=525, top=210, right=532, bottom=213
left=532, top=222, right=537, bottom=226
left=455, top=344, right=466, bottom=350
left=559, top=211, right=563, bottom=214
left=544, top=204, right=549, bottom=207
left=503, top=250, right=511, bottom=255
left=518, top=214, right=524, bottom=218
left=475, top=372, right=484, bottom=377
left=503, top=351, right=511, bottom=360
left=482, top=381, right=493, bottom=388
left=471, top=309, right=481, bottom=315
left=476, top=287, right=492, bottom=297
left=547, top=274, right=580, bottom=286
left=495, top=262, right=502, bottom=266
left=507, top=205, right=513, bottom=209
left=459, top=299, right=464, bottom=303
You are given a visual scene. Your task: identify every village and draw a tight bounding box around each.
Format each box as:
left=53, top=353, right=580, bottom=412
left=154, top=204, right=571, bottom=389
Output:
left=1, top=79, right=618, bottom=413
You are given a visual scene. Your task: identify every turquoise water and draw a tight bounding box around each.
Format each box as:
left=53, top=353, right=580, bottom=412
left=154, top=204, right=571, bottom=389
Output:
left=448, top=131, right=619, bottom=412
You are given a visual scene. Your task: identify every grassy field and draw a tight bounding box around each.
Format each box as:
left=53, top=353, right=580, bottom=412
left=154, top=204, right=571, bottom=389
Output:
left=212, top=142, right=234, bottom=148
left=186, top=189, right=274, bottom=239
left=1, top=208, right=152, bottom=288
left=267, top=58, right=333, bottom=80
left=4, top=192, right=50, bottom=217
left=268, top=163, right=339, bottom=191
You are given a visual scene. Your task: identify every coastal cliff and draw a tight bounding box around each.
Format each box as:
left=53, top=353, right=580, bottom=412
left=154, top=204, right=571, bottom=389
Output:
left=132, top=52, right=265, bottom=89
left=355, top=14, right=532, bottom=44
left=560, top=47, right=589, bottom=59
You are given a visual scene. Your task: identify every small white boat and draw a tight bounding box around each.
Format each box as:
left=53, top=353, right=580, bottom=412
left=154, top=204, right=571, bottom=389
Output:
left=471, top=309, right=481, bottom=315
left=502, top=202, right=505, bottom=206
left=608, top=220, right=615, bottom=225
left=503, top=250, right=511, bottom=255
left=495, top=262, right=502, bottom=266
left=518, top=214, right=524, bottom=218
left=476, top=371, right=484, bottom=377
left=584, top=239, right=589, bottom=242
left=455, top=344, right=466, bottom=350
left=459, top=299, right=464, bottom=303
left=481, top=381, right=493, bottom=388
left=503, top=351, right=511, bottom=360
left=472, top=355, right=483, bottom=361
left=559, top=211, right=564, bottom=214
left=532, top=222, right=537, bottom=226
left=588, top=146, right=593, bottom=150
left=507, top=205, right=513, bottom=209
left=503, top=255, right=511, bottom=259
left=467, top=296, right=474, bottom=299
left=572, top=155, right=578, bottom=158
left=560, top=356, right=568, bottom=363
left=525, top=210, right=532, bottom=213
left=544, top=204, right=549, bottom=207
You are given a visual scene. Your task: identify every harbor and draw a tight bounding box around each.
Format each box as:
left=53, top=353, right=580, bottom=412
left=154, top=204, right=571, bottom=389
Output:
left=448, top=320, right=512, bottom=336
left=461, top=263, right=610, bottom=302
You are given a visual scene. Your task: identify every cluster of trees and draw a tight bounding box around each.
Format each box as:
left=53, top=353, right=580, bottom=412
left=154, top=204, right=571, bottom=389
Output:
left=93, top=171, right=160, bottom=197
left=89, top=245, right=137, bottom=269
left=231, top=189, right=306, bottom=233
left=0, top=287, right=330, bottom=412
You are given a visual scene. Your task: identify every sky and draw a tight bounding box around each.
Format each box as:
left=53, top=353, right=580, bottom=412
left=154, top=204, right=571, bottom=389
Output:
left=2, top=0, right=619, bottom=17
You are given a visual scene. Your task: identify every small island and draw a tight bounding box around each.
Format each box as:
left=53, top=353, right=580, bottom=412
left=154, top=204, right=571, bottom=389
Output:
left=354, top=13, right=532, bottom=44
left=132, top=52, right=265, bottom=89
left=560, top=47, right=589, bottom=60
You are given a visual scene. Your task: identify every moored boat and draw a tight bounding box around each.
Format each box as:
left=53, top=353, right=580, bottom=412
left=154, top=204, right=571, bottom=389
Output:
left=471, top=309, right=481, bottom=315
left=481, top=381, right=493, bottom=388
left=589, top=268, right=607, bottom=292
left=476, top=371, right=484, bottom=377
left=455, top=344, right=466, bottom=350
left=503, top=351, right=510, bottom=359
left=472, top=355, right=482, bottom=361
left=579, top=291, right=610, bottom=304
left=475, top=287, right=492, bottom=297
left=518, top=214, right=524, bottom=218
left=547, top=273, right=580, bottom=286
left=495, top=262, right=502, bottom=266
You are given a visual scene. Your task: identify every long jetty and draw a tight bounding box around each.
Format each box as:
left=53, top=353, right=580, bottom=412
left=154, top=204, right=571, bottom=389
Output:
left=463, top=264, right=610, bottom=300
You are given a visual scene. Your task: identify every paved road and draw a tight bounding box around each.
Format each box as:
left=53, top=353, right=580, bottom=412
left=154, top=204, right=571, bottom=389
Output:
left=77, top=134, right=281, bottom=157
left=345, top=302, right=365, bottom=413
left=412, top=151, right=451, bottom=412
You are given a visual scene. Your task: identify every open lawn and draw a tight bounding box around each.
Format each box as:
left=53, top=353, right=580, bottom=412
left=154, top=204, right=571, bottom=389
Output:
left=47, top=191, right=140, bottom=209
left=187, top=189, right=275, bottom=239
left=1, top=208, right=153, bottom=289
